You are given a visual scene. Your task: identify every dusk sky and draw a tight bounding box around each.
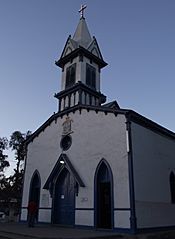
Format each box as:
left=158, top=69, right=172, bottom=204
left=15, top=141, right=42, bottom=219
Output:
left=0, top=0, right=175, bottom=173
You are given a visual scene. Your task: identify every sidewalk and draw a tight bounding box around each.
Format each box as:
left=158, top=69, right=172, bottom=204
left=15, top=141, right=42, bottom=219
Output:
left=1, top=222, right=175, bottom=239
left=0, top=222, right=126, bottom=239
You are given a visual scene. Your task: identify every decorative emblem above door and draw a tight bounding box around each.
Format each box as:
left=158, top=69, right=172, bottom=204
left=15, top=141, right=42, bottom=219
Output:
left=62, top=116, right=73, bottom=136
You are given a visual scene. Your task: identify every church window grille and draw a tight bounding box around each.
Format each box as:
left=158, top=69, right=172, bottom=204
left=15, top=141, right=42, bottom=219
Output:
left=170, top=172, right=175, bottom=204
left=86, top=63, right=96, bottom=90
left=65, top=63, right=76, bottom=88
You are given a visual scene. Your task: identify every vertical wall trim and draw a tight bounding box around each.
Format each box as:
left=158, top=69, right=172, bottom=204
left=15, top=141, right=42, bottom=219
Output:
left=85, top=92, right=87, bottom=105
left=126, top=115, right=137, bottom=233
left=63, top=97, right=66, bottom=110
left=59, top=98, right=61, bottom=112
left=73, top=92, right=76, bottom=106
left=68, top=94, right=71, bottom=108
left=78, top=89, right=82, bottom=104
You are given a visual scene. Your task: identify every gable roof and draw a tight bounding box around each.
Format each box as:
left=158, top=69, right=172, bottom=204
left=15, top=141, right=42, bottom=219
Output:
left=24, top=103, right=175, bottom=147
left=43, top=153, right=85, bottom=190
left=87, top=36, right=104, bottom=60
left=103, top=100, right=120, bottom=109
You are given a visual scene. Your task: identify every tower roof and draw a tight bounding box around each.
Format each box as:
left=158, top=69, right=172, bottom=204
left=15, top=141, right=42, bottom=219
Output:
left=56, top=7, right=107, bottom=68
left=73, top=17, right=92, bottom=48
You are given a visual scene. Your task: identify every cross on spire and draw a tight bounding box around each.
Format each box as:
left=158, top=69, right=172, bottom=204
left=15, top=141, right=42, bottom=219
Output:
left=79, top=4, right=87, bottom=19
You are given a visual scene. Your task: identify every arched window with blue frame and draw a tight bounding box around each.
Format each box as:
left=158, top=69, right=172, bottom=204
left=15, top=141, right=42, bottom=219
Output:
left=94, top=159, right=113, bottom=229
left=28, top=170, right=41, bottom=220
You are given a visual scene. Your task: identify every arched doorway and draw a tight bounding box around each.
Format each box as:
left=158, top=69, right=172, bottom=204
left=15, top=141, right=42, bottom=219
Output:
left=53, top=168, right=75, bottom=225
left=95, top=160, right=113, bottom=229
left=29, top=170, right=40, bottom=220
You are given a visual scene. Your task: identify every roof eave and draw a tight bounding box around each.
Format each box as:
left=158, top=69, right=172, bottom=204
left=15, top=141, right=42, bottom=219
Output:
left=25, top=106, right=175, bottom=147
left=126, top=110, right=175, bottom=140
left=55, top=47, right=107, bottom=69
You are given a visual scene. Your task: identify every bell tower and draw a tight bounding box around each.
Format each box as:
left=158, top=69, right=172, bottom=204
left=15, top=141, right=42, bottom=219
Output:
left=55, top=5, right=107, bottom=112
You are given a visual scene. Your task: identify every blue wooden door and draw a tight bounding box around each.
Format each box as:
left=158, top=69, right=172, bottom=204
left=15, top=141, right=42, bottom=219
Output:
left=54, top=169, right=75, bottom=225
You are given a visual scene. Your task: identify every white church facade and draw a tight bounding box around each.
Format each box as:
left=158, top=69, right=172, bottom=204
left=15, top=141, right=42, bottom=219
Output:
left=21, top=8, right=175, bottom=234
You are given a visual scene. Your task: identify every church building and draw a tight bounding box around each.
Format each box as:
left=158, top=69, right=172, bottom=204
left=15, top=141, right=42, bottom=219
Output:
left=21, top=6, right=175, bottom=233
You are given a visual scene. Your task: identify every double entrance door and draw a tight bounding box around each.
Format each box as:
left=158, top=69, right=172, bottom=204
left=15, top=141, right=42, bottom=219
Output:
left=53, top=169, right=75, bottom=225
left=53, top=163, right=113, bottom=229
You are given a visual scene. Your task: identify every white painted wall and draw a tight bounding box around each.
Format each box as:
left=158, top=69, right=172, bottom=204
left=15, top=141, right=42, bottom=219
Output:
left=114, top=210, right=130, bottom=228
left=75, top=210, right=94, bottom=226
left=39, top=209, right=51, bottom=223
left=131, top=122, right=175, bottom=228
left=66, top=110, right=130, bottom=225
left=20, top=208, right=27, bottom=221
left=21, top=109, right=130, bottom=228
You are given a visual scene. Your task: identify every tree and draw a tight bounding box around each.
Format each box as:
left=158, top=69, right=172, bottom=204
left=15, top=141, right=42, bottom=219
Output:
left=0, top=131, right=31, bottom=215
left=0, top=137, right=9, bottom=174
left=0, top=137, right=10, bottom=212
left=0, top=136, right=9, bottom=193
left=9, top=131, right=31, bottom=202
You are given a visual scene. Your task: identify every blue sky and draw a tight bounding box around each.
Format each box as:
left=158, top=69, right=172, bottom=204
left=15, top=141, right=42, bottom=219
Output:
left=0, top=0, right=175, bottom=173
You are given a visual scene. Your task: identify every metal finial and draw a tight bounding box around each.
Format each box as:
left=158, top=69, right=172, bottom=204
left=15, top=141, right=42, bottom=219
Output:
left=79, top=4, right=87, bottom=18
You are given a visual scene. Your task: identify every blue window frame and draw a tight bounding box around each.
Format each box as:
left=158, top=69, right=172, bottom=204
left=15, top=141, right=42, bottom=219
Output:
left=86, top=63, right=96, bottom=90
left=65, top=63, right=76, bottom=88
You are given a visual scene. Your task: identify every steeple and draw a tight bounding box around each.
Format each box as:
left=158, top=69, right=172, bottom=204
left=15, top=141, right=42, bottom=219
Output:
left=72, top=17, right=92, bottom=48
left=55, top=6, right=107, bottom=112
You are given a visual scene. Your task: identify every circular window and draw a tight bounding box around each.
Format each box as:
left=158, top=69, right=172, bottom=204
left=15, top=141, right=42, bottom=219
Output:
left=60, top=135, right=72, bottom=151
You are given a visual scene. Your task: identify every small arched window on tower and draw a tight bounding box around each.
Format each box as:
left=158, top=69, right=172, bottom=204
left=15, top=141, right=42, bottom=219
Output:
left=86, top=63, right=96, bottom=90
left=65, top=63, right=76, bottom=88
left=170, top=171, right=175, bottom=204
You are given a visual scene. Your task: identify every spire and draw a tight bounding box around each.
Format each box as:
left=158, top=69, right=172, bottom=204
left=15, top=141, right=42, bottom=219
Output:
left=73, top=6, right=92, bottom=48
left=55, top=5, right=108, bottom=112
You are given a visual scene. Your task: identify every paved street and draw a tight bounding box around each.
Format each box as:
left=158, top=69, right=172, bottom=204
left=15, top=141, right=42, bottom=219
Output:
left=1, top=222, right=175, bottom=239
left=0, top=222, right=125, bottom=239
